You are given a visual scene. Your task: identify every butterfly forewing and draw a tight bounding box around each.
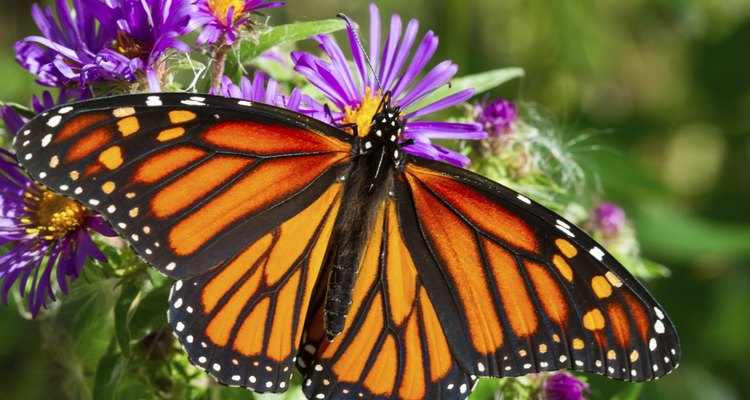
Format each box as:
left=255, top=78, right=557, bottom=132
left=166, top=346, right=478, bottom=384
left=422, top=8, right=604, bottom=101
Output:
left=13, top=94, right=352, bottom=279
left=398, top=156, right=680, bottom=381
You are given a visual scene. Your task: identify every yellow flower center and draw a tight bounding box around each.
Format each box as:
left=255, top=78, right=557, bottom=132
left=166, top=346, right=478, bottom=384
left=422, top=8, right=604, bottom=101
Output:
left=342, top=87, right=384, bottom=137
left=208, top=0, right=246, bottom=24
left=114, top=31, right=152, bottom=60
left=22, top=190, right=87, bottom=241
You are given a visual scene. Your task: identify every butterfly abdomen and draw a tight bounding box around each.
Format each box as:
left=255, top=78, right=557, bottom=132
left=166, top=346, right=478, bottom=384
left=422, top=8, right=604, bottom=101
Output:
left=324, top=140, right=396, bottom=339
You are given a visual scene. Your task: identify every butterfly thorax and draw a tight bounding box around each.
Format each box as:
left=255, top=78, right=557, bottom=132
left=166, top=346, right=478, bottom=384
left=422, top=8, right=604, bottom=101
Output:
left=323, top=98, right=407, bottom=340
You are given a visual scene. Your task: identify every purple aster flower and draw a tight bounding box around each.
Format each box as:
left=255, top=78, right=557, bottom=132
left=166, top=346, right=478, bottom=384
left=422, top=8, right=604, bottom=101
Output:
left=210, top=72, right=314, bottom=112
left=194, top=0, right=285, bottom=46
left=14, top=0, right=109, bottom=95
left=86, top=0, right=200, bottom=91
left=475, top=96, right=518, bottom=136
left=16, top=0, right=199, bottom=93
left=292, top=3, right=485, bottom=167
left=543, top=373, right=590, bottom=400
left=0, top=150, right=116, bottom=317
left=590, top=202, right=627, bottom=238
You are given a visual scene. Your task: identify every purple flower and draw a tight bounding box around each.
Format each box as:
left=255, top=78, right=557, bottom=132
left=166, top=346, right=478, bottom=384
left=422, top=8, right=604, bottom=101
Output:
left=16, top=0, right=199, bottom=93
left=543, top=373, right=590, bottom=400
left=86, top=0, right=200, bottom=91
left=195, top=0, right=285, bottom=46
left=210, top=72, right=315, bottom=113
left=475, top=96, right=517, bottom=136
left=291, top=3, right=485, bottom=167
left=590, top=202, right=627, bottom=238
left=14, top=0, right=109, bottom=95
left=0, top=150, right=116, bottom=317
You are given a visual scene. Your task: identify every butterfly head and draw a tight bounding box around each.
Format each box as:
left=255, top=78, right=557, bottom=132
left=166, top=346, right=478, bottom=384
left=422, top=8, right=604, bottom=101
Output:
left=358, top=92, right=412, bottom=164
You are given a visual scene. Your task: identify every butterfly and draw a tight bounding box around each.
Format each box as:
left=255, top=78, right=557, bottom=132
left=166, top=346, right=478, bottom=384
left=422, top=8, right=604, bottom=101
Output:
left=14, top=92, right=679, bottom=399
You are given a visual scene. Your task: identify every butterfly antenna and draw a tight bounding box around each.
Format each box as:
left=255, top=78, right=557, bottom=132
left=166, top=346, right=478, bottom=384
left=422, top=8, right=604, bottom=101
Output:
left=337, top=13, right=383, bottom=94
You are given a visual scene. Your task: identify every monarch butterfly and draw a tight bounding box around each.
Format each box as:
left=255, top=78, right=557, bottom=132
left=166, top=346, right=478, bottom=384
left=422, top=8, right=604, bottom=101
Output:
left=14, top=91, right=679, bottom=399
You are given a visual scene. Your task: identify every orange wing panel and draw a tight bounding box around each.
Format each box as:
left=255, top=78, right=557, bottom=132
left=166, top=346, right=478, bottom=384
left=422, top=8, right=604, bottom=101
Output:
left=168, top=152, right=346, bottom=256
left=55, top=113, right=107, bottom=143
left=202, top=121, right=350, bottom=154
left=483, top=238, right=538, bottom=337
left=151, top=156, right=254, bottom=218
left=407, top=165, right=537, bottom=252
left=134, top=146, right=208, bottom=183
left=66, top=128, right=114, bottom=162
left=407, top=172, right=505, bottom=355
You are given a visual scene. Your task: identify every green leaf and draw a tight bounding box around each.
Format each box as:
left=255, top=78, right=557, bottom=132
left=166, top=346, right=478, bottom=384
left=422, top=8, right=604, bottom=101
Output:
left=225, top=19, right=347, bottom=81
left=409, top=67, right=525, bottom=112
left=129, top=279, right=171, bottom=340
left=40, top=275, right=118, bottom=400
left=611, top=383, right=643, bottom=400
left=93, top=341, right=127, bottom=399
left=114, top=284, right=141, bottom=357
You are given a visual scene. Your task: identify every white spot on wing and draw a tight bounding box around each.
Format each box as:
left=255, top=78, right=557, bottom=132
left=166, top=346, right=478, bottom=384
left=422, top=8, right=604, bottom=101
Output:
left=47, top=115, right=62, bottom=127
left=655, top=320, right=665, bottom=334
left=556, top=225, right=575, bottom=238
left=181, top=100, right=206, bottom=106
left=238, top=100, right=253, bottom=107
left=58, top=106, right=74, bottom=114
left=165, top=262, right=176, bottom=271
left=146, top=96, right=162, bottom=106
left=517, top=194, right=531, bottom=204
left=654, top=307, right=665, bottom=319
left=589, top=246, right=605, bottom=261
left=41, top=134, right=52, bottom=147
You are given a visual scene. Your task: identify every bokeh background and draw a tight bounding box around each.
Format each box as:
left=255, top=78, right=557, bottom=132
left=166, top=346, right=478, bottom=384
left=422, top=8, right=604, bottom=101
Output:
left=1, top=0, right=749, bottom=399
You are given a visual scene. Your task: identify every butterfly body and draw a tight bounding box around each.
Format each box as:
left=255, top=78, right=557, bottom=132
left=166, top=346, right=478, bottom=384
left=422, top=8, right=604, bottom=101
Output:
left=324, top=97, right=407, bottom=339
left=14, top=93, right=679, bottom=399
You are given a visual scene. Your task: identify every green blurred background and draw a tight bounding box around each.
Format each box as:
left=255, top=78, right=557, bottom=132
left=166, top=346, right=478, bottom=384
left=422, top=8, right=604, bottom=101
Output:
left=1, top=0, right=749, bottom=399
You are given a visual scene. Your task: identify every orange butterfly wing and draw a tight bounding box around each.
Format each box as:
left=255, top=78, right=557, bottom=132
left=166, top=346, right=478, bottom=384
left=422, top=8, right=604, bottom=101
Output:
left=396, top=157, right=680, bottom=382
left=168, top=183, right=342, bottom=390
left=15, top=93, right=354, bottom=392
left=14, top=94, right=351, bottom=279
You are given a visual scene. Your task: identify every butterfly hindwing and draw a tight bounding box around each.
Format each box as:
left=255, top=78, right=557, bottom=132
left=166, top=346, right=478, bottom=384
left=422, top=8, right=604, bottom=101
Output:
left=168, top=183, right=342, bottom=391
left=397, top=156, right=680, bottom=382
left=13, top=93, right=352, bottom=279
left=297, top=199, right=476, bottom=400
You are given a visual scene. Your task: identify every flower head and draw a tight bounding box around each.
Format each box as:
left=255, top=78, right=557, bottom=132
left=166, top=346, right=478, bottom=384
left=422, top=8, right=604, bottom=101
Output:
left=292, top=3, right=485, bottom=167
left=195, top=0, right=285, bottom=46
left=14, top=0, right=109, bottom=95
left=16, top=0, right=199, bottom=93
left=210, top=72, right=313, bottom=112
left=0, top=150, right=116, bottom=317
left=475, top=96, right=517, bottom=137
left=86, top=0, right=200, bottom=91
left=543, top=373, right=590, bottom=400
left=590, top=202, right=627, bottom=238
